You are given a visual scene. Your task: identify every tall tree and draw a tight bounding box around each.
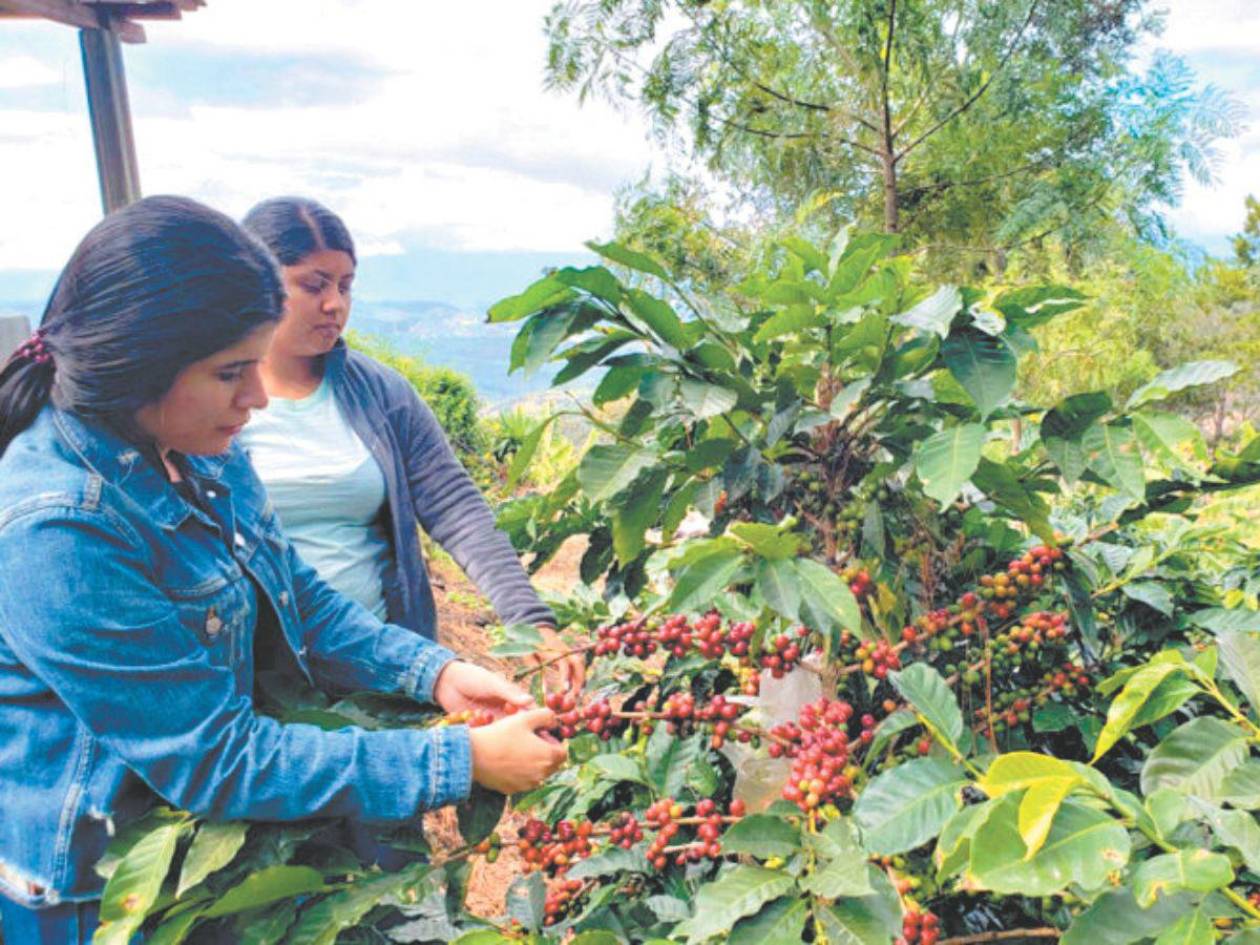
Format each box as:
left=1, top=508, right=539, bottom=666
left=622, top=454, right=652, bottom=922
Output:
left=545, top=0, right=1241, bottom=274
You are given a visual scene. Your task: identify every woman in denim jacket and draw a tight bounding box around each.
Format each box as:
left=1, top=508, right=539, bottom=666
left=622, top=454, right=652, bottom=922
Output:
left=238, top=198, right=585, bottom=691
left=0, top=196, right=566, bottom=944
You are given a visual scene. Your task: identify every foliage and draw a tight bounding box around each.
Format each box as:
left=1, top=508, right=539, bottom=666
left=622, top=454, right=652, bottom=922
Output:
left=544, top=0, right=1242, bottom=276
left=97, top=229, right=1260, bottom=944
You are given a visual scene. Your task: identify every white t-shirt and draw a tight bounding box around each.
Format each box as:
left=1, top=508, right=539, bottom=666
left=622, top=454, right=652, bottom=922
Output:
left=238, top=377, right=393, bottom=620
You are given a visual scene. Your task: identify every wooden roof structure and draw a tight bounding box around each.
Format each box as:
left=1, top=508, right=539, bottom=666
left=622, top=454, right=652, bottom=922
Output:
left=0, top=0, right=206, bottom=214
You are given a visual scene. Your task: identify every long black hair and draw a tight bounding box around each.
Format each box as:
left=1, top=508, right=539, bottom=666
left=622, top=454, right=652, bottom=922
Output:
left=240, top=196, right=357, bottom=267
left=0, top=195, right=284, bottom=457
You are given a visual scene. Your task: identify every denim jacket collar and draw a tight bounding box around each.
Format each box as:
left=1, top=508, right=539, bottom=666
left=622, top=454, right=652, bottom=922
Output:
left=50, top=408, right=230, bottom=532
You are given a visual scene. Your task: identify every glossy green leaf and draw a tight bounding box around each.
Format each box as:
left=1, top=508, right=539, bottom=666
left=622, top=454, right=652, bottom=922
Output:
left=941, top=327, right=1017, bottom=417
left=720, top=815, right=802, bottom=860
left=1134, top=410, right=1207, bottom=477
left=794, top=558, right=863, bottom=643
left=728, top=896, right=810, bottom=945
left=853, top=756, right=966, bottom=855
left=1061, top=888, right=1196, bottom=945
left=567, top=846, right=652, bottom=881
left=1190, top=609, right=1260, bottom=633
left=1127, top=360, right=1239, bottom=409
left=730, top=521, right=809, bottom=561
left=1152, top=905, right=1214, bottom=945
left=588, top=753, right=648, bottom=785
left=97, top=821, right=186, bottom=945
left=1133, top=849, right=1234, bottom=907
left=1141, top=717, right=1250, bottom=799
left=1218, top=631, right=1260, bottom=718
left=977, top=753, right=1085, bottom=858
left=967, top=797, right=1131, bottom=896
left=458, top=783, right=507, bottom=847
left=284, top=870, right=414, bottom=945
left=1083, top=421, right=1146, bottom=502
left=176, top=821, right=247, bottom=898
left=488, top=276, right=573, bottom=322
left=678, top=378, right=739, bottom=419
left=890, top=663, right=964, bottom=748
left=1094, top=660, right=1187, bottom=761
left=1218, top=760, right=1260, bottom=809
left=610, top=467, right=668, bottom=564
left=813, top=868, right=903, bottom=945
left=892, top=285, right=962, bottom=339
left=646, top=727, right=701, bottom=798
left=754, top=304, right=823, bottom=343
left=914, top=423, right=986, bottom=506
left=674, top=866, right=795, bottom=942
left=577, top=444, right=658, bottom=503
left=202, top=866, right=326, bottom=919
left=802, top=818, right=872, bottom=898
left=666, top=544, right=747, bottom=615
left=587, top=239, right=669, bottom=279
left=624, top=289, right=689, bottom=350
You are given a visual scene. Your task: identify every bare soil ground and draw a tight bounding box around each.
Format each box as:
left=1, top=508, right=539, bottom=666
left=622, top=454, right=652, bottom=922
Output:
left=424, top=536, right=588, bottom=917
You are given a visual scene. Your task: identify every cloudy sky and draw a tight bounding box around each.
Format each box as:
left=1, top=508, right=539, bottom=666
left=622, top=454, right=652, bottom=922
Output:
left=0, top=0, right=1256, bottom=305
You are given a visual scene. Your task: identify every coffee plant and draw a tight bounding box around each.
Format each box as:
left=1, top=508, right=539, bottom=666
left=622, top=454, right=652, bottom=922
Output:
left=90, top=229, right=1260, bottom=944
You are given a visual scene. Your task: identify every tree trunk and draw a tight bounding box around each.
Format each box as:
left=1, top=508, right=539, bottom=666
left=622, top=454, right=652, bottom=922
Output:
left=882, top=152, right=899, bottom=233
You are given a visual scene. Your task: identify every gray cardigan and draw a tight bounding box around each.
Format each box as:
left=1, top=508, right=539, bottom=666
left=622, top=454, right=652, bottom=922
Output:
left=298, top=341, right=554, bottom=639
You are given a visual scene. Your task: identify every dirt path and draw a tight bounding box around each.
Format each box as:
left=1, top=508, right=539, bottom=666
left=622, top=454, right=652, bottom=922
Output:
left=426, top=536, right=588, bottom=917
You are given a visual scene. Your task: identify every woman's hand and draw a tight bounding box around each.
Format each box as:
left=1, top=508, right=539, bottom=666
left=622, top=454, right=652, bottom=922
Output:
left=433, top=660, right=533, bottom=719
left=531, top=626, right=587, bottom=694
left=469, top=708, right=569, bottom=794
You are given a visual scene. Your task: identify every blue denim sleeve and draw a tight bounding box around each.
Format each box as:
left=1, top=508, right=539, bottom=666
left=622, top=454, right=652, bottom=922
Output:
left=0, top=509, right=472, bottom=819
left=278, top=525, right=458, bottom=703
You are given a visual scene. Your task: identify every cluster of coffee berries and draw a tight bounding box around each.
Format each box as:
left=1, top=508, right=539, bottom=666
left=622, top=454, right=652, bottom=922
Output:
left=517, top=818, right=594, bottom=876
left=759, top=626, right=810, bottom=678
left=472, top=831, right=502, bottom=863
left=853, top=638, right=902, bottom=679
left=608, top=812, right=643, bottom=849
left=901, top=609, right=952, bottom=644
left=592, top=618, right=656, bottom=658
left=643, top=798, right=743, bottom=869
left=658, top=692, right=748, bottom=748
left=1044, top=661, right=1091, bottom=695
left=897, top=908, right=940, bottom=945
left=543, top=692, right=621, bottom=741
left=841, top=566, right=875, bottom=601
left=771, top=698, right=858, bottom=811
left=543, top=878, right=587, bottom=926
left=441, top=708, right=497, bottom=728
left=693, top=613, right=755, bottom=659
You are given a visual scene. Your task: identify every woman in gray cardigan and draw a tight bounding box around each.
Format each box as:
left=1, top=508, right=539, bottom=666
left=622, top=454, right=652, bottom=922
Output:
left=239, top=197, right=582, bottom=691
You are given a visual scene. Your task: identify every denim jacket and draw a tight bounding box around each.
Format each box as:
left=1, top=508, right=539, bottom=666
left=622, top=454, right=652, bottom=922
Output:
left=319, top=343, right=554, bottom=638
left=0, top=408, right=472, bottom=907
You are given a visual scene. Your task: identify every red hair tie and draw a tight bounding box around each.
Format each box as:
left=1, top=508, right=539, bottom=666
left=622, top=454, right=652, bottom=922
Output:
left=16, top=329, right=51, bottom=365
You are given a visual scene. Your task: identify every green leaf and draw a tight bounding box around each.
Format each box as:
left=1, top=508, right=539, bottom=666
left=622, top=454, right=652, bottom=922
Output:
left=594, top=364, right=647, bottom=405
left=730, top=522, right=809, bottom=561
left=237, top=900, right=299, bottom=945
left=941, top=328, right=1017, bottom=418
left=720, top=815, right=803, bottom=860
left=1218, top=631, right=1260, bottom=716
left=1134, top=410, right=1207, bottom=477
left=757, top=558, right=801, bottom=623
left=176, top=821, right=247, bottom=898
left=813, top=868, right=903, bottom=945
left=505, top=414, right=557, bottom=491
left=489, top=276, right=573, bottom=322
left=753, top=304, right=823, bottom=343
left=146, top=909, right=202, bottom=945
left=505, top=872, right=547, bottom=933
left=1127, top=360, right=1239, bottom=409
left=728, top=896, right=810, bottom=945
left=994, top=285, right=1088, bottom=329
left=684, top=437, right=737, bottom=473
left=794, top=558, right=863, bottom=643
left=97, top=821, right=186, bottom=944
left=1141, top=717, right=1250, bottom=799
left=458, top=783, right=507, bottom=847
left=967, top=796, right=1131, bottom=896
left=853, top=756, right=966, bottom=855
left=1219, top=760, right=1260, bottom=808
left=977, top=753, right=1085, bottom=858
left=489, top=622, right=545, bottom=658
left=1083, top=421, right=1146, bottom=502
left=890, top=663, right=964, bottom=748
left=610, top=468, right=668, bottom=564
left=827, top=233, right=897, bottom=297
left=577, top=444, right=658, bottom=503
left=1061, top=888, right=1196, bottom=945
left=1042, top=392, right=1113, bottom=483
left=1193, top=802, right=1260, bottom=873
left=914, top=424, right=986, bottom=506
left=1133, top=849, right=1234, bottom=907
left=553, top=265, right=623, bottom=304
left=666, top=544, right=747, bottom=615
left=645, top=895, right=691, bottom=922
left=624, top=289, right=689, bottom=350
left=646, top=727, right=702, bottom=798
left=1192, top=609, right=1260, bottom=633
left=567, top=846, right=651, bottom=881
left=283, top=871, right=413, bottom=945
left=893, top=285, right=962, bottom=339
left=1153, top=905, right=1214, bottom=945
left=588, top=753, right=648, bottom=785
left=1122, top=581, right=1176, bottom=616
left=202, top=865, right=326, bottom=919
left=510, top=308, right=575, bottom=375
left=678, top=378, right=739, bottom=419
left=802, top=819, right=872, bottom=898
left=1094, top=660, right=1187, bottom=761
left=587, top=240, right=669, bottom=279
left=570, top=934, right=624, bottom=945
left=674, top=866, right=795, bottom=942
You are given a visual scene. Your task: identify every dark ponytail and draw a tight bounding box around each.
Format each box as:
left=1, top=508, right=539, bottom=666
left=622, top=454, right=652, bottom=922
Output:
left=241, top=196, right=357, bottom=266
left=0, top=195, right=284, bottom=457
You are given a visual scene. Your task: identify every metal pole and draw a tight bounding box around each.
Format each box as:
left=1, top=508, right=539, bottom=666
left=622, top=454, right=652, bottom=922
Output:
left=79, top=22, right=141, bottom=214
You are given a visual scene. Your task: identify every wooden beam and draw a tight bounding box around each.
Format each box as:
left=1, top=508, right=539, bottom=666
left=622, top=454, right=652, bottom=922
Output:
left=80, top=23, right=142, bottom=212
left=0, top=0, right=149, bottom=41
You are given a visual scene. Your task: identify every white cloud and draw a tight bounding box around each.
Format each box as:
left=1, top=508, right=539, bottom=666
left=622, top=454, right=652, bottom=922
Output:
left=0, top=54, right=59, bottom=88
left=1150, top=0, right=1260, bottom=53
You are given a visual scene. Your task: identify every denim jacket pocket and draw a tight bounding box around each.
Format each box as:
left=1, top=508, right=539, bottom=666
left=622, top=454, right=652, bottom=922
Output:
left=171, top=577, right=251, bottom=669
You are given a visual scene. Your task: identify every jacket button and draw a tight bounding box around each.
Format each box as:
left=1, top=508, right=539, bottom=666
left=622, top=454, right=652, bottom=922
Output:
left=234, top=532, right=245, bottom=547
left=278, top=591, right=290, bottom=607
